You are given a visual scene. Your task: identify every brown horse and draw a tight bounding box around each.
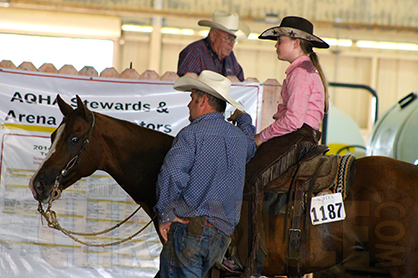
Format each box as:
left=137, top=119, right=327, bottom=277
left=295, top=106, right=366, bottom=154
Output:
left=29, top=95, right=174, bottom=233
left=30, top=95, right=418, bottom=278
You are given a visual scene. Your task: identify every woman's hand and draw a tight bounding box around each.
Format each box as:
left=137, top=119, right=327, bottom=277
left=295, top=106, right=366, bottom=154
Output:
left=254, top=134, right=263, bottom=147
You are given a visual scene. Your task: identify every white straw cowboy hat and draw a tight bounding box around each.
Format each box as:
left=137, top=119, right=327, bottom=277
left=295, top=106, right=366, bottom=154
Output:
left=198, top=10, right=250, bottom=39
left=258, top=16, right=329, bottom=49
left=174, top=70, right=244, bottom=111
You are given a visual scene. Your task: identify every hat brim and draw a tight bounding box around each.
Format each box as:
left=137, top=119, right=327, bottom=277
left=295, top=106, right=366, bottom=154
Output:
left=174, top=76, right=244, bottom=111
left=198, top=20, right=250, bottom=39
left=258, top=26, right=329, bottom=48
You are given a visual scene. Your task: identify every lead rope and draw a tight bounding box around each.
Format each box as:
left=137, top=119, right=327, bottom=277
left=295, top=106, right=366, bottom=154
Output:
left=38, top=199, right=155, bottom=247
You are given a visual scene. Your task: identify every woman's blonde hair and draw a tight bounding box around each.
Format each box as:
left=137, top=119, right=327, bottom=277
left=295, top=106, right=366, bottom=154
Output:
left=299, top=39, right=329, bottom=113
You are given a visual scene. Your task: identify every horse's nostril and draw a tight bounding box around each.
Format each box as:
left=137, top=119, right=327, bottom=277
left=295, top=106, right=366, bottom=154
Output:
left=34, top=181, right=41, bottom=190
left=33, top=180, right=45, bottom=197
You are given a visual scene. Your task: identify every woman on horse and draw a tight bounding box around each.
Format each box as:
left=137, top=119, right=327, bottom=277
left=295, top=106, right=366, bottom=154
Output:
left=223, top=16, right=330, bottom=276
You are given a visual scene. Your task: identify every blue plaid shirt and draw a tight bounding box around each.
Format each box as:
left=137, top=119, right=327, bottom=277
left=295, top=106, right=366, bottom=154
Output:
left=154, top=112, right=256, bottom=235
left=177, top=37, right=245, bottom=81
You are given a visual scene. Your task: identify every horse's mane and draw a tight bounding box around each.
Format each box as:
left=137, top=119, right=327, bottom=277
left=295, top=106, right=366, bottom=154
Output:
left=99, top=112, right=175, bottom=142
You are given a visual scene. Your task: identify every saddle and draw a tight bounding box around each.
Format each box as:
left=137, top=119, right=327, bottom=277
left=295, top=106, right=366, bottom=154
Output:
left=269, top=145, right=355, bottom=278
left=263, top=144, right=338, bottom=195
left=245, top=145, right=356, bottom=278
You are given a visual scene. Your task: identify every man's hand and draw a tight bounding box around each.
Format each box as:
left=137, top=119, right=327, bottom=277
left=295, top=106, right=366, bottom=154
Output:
left=227, top=109, right=246, bottom=124
left=159, top=216, right=190, bottom=243
left=159, top=222, right=171, bottom=244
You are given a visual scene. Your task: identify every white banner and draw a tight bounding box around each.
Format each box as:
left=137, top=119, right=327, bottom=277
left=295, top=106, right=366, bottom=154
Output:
left=0, top=69, right=262, bottom=278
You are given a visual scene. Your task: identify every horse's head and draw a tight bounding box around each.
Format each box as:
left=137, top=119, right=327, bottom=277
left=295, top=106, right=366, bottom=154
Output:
left=29, top=95, right=101, bottom=204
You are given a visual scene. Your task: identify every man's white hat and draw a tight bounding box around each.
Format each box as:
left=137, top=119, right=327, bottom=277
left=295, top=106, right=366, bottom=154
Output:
left=174, top=70, right=244, bottom=111
left=198, top=10, right=250, bottom=39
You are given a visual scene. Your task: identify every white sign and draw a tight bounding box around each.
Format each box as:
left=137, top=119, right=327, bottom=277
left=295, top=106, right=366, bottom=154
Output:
left=0, top=69, right=262, bottom=278
left=310, top=193, right=346, bottom=225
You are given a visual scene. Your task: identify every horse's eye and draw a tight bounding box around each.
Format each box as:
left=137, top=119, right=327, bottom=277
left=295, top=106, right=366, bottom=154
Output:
left=71, top=136, right=80, bottom=144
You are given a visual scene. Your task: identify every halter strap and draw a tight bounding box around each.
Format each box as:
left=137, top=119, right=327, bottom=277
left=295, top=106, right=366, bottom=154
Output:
left=50, top=111, right=96, bottom=202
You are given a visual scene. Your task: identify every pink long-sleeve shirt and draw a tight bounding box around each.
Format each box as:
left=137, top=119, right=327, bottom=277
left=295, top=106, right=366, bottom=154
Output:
left=260, top=55, right=325, bottom=142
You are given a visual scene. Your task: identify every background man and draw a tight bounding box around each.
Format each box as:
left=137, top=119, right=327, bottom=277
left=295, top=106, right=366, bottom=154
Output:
left=177, top=11, right=250, bottom=81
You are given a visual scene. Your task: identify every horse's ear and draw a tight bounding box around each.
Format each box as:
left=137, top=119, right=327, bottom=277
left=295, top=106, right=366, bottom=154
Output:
left=75, top=95, right=90, bottom=119
left=56, top=94, right=73, bottom=116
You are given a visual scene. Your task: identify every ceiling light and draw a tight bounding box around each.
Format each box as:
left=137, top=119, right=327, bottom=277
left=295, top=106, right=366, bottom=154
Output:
left=198, top=30, right=209, bottom=37
left=248, top=33, right=260, bottom=40
left=161, top=27, right=195, bottom=35
left=323, top=38, right=352, bottom=47
left=357, top=40, right=418, bottom=51
left=122, top=24, right=153, bottom=33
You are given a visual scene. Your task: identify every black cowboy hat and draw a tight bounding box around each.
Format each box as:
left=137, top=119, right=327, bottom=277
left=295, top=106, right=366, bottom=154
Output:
left=258, top=16, right=329, bottom=49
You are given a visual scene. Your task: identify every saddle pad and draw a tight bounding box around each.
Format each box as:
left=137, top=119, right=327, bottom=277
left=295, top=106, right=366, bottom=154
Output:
left=315, top=154, right=356, bottom=199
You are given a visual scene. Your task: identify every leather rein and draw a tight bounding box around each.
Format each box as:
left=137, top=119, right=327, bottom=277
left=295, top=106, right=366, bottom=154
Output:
left=37, top=112, right=153, bottom=247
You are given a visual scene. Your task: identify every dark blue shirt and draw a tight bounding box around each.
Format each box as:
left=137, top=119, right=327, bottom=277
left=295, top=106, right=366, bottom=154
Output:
left=177, top=37, right=245, bottom=81
left=154, top=112, right=256, bottom=235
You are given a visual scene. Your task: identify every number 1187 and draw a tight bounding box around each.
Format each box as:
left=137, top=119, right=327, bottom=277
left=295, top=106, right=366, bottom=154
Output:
left=311, top=202, right=343, bottom=222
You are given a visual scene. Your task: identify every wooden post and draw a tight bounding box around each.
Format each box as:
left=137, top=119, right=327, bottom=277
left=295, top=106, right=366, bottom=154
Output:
left=17, top=62, right=38, bottom=71
left=244, top=77, right=260, bottom=83
left=260, top=78, right=282, bottom=131
left=227, top=76, right=240, bottom=82
left=0, top=60, right=17, bottom=69
left=140, top=69, right=160, bottom=81
left=79, top=66, right=98, bottom=77
left=149, top=16, right=163, bottom=73
left=120, top=68, right=140, bottom=79
left=183, top=72, right=198, bottom=79
left=58, top=65, right=78, bottom=75
left=39, top=63, right=58, bottom=73
left=100, top=67, right=120, bottom=78
left=160, top=71, right=179, bottom=81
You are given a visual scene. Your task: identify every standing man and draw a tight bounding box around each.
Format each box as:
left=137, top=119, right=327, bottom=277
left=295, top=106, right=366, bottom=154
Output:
left=154, top=70, right=256, bottom=278
left=177, top=10, right=250, bottom=81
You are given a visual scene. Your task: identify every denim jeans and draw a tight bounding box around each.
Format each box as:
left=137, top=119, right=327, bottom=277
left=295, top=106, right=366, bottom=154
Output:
left=155, top=221, right=228, bottom=278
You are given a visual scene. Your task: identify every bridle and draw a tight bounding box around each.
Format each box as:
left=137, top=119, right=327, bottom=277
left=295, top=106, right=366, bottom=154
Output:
left=38, top=111, right=96, bottom=225
left=37, top=111, right=154, bottom=247
left=52, top=111, right=96, bottom=201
